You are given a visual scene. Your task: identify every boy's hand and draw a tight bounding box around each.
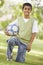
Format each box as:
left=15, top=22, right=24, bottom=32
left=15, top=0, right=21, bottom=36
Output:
left=4, top=29, right=10, bottom=36
left=27, top=43, right=32, bottom=52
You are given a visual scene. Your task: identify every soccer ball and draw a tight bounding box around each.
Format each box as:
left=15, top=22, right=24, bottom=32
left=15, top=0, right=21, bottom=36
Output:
left=6, top=24, right=19, bottom=36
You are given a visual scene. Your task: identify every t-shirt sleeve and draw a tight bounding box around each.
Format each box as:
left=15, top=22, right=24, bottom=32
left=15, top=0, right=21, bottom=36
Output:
left=32, top=19, right=39, bottom=33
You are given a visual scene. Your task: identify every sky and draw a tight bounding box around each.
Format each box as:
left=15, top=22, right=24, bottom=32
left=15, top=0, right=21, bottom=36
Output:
left=40, top=0, right=43, bottom=6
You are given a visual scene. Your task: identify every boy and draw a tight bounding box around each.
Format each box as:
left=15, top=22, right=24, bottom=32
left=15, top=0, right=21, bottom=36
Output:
left=5, top=3, right=38, bottom=62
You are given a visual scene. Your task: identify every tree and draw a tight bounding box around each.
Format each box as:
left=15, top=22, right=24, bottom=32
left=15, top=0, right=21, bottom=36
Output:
left=0, top=0, right=4, bottom=7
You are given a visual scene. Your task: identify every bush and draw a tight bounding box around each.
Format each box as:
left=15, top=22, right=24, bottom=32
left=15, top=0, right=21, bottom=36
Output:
left=37, top=23, right=43, bottom=39
left=1, top=20, right=11, bottom=30
left=0, top=0, right=4, bottom=7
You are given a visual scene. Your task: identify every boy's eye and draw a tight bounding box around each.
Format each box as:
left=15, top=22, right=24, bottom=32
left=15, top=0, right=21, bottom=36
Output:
left=24, top=8, right=30, bottom=10
left=25, top=8, right=27, bottom=10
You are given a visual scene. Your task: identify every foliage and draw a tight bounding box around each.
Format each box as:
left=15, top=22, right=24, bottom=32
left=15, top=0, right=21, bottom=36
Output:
left=0, top=0, right=4, bottom=7
left=12, top=4, right=22, bottom=19
left=35, top=7, right=43, bottom=24
left=1, top=20, right=11, bottom=30
left=37, top=23, right=43, bottom=39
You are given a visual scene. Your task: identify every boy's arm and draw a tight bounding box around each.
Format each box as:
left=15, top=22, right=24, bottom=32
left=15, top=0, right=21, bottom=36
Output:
left=27, top=19, right=38, bottom=52
left=27, top=33, right=36, bottom=52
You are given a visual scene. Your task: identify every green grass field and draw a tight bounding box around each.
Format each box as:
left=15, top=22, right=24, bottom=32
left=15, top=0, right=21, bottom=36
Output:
left=0, top=49, right=43, bottom=65
left=0, top=34, right=43, bottom=65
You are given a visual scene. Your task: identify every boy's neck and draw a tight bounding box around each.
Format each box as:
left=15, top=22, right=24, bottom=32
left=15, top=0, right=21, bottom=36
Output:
left=24, top=15, right=30, bottom=19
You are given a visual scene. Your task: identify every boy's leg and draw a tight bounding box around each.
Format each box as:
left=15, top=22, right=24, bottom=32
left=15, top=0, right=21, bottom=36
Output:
left=16, top=42, right=27, bottom=63
left=6, top=37, right=18, bottom=60
left=6, top=37, right=27, bottom=62
left=6, top=37, right=23, bottom=60
left=7, top=42, right=14, bottom=60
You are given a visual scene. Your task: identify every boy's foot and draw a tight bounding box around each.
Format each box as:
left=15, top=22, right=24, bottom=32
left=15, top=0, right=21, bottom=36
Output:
left=7, top=54, right=13, bottom=61
left=7, top=58, right=12, bottom=61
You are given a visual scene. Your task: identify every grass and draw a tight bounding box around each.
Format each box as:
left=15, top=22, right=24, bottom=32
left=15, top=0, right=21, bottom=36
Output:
left=0, top=33, right=43, bottom=65
left=0, top=49, right=43, bottom=65
left=32, top=39, right=43, bottom=52
left=0, top=34, right=10, bottom=46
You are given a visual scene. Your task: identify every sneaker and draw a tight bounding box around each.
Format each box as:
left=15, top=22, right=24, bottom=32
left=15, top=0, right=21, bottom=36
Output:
left=7, top=58, right=12, bottom=61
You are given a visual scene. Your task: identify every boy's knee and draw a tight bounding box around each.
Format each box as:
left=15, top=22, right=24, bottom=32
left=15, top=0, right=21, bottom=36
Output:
left=7, top=39, right=12, bottom=44
left=6, top=37, right=17, bottom=45
left=19, top=44, right=26, bottom=53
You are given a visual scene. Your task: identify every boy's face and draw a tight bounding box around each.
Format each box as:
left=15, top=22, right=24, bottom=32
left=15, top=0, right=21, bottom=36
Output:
left=22, top=6, right=32, bottom=18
